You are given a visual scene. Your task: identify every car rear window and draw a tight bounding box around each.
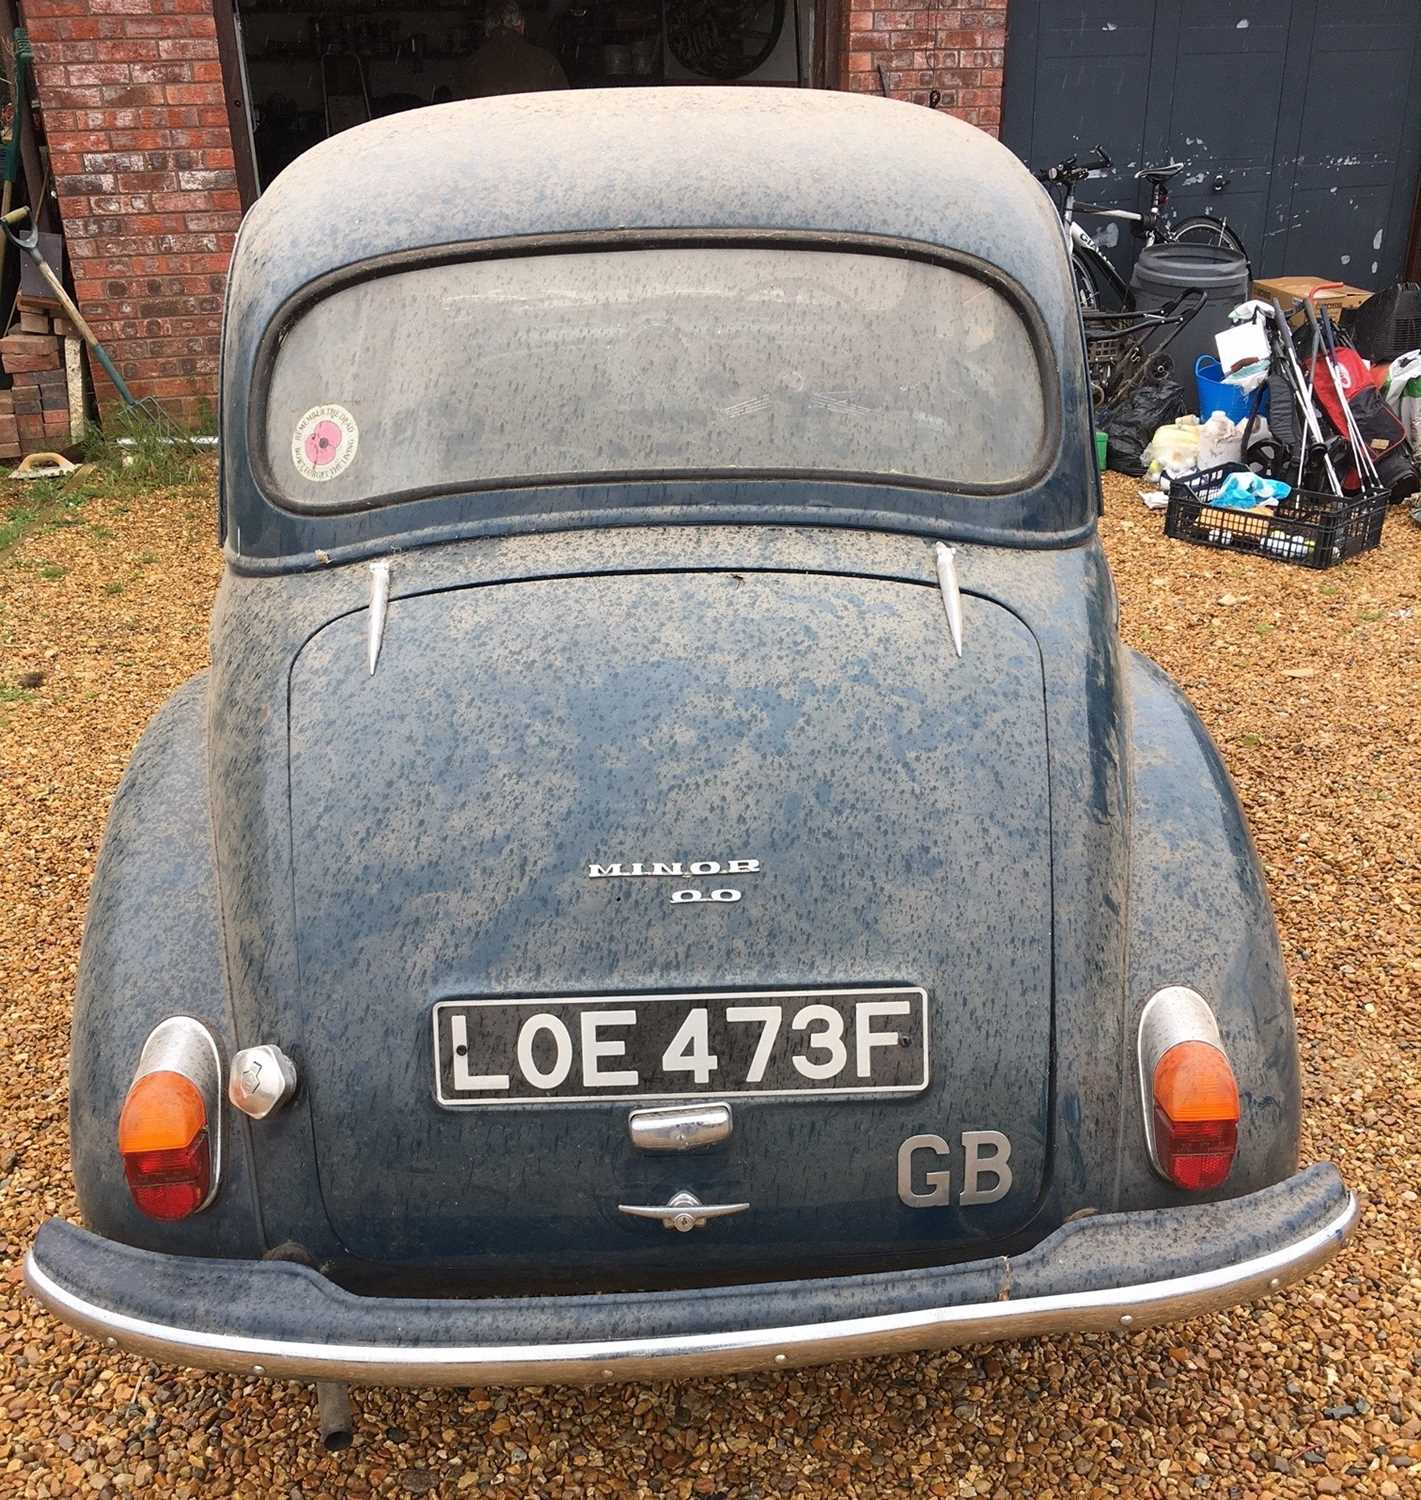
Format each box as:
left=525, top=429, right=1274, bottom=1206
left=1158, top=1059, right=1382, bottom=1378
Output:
left=261, top=246, right=1048, bottom=509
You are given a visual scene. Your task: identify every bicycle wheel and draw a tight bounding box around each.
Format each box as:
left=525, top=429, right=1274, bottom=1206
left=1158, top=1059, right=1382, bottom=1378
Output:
left=1073, top=243, right=1125, bottom=311
left=1170, top=216, right=1252, bottom=276
left=665, top=0, right=786, bottom=79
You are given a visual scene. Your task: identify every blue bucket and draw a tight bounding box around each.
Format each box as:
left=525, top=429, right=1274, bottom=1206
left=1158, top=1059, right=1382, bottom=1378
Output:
left=1195, top=355, right=1268, bottom=422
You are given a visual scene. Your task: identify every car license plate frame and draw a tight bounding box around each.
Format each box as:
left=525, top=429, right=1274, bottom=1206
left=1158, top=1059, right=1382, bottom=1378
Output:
left=432, top=987, right=929, bottom=1107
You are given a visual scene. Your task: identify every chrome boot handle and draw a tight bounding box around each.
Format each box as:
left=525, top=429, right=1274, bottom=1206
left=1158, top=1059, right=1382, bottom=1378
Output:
left=618, top=1190, right=749, bottom=1233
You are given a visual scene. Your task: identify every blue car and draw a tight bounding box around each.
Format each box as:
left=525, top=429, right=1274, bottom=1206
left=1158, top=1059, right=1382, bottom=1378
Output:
left=26, top=88, right=1354, bottom=1441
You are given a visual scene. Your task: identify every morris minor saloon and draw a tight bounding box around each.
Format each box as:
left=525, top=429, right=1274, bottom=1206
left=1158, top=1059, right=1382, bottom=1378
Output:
left=26, top=89, right=1355, bottom=1440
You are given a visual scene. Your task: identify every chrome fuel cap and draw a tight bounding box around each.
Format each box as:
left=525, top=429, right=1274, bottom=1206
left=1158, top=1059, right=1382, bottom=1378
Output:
left=228, top=1045, right=298, bottom=1120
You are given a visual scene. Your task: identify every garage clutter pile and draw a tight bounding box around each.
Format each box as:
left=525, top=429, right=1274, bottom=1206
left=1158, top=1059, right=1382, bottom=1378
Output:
left=1124, top=280, right=1421, bottom=570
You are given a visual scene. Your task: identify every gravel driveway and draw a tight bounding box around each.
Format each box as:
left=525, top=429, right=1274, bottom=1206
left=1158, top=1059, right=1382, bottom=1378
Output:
left=1, top=470, right=1416, bottom=1498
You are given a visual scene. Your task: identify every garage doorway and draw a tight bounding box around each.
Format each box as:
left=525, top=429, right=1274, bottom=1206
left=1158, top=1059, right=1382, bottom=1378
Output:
left=217, top=0, right=821, bottom=197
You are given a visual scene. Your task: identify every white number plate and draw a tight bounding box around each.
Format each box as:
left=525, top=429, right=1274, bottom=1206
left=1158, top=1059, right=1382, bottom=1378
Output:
left=432, top=987, right=929, bottom=1107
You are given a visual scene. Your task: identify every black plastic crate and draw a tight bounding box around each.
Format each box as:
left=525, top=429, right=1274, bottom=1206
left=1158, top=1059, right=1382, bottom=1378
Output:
left=1165, top=464, right=1388, bottom=570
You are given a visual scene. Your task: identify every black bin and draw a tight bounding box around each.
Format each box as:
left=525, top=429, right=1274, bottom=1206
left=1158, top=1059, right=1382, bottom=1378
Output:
left=1130, top=243, right=1250, bottom=414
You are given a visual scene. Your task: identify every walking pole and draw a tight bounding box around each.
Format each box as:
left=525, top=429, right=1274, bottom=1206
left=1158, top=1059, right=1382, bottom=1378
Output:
left=1296, top=309, right=1323, bottom=489
left=1272, top=299, right=1342, bottom=495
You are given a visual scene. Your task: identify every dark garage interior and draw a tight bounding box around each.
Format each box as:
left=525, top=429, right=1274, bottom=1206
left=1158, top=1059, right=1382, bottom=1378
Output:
left=233, top=0, right=817, bottom=189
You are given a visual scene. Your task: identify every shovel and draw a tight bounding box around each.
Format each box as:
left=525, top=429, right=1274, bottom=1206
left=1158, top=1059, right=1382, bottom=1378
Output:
left=1, top=206, right=183, bottom=438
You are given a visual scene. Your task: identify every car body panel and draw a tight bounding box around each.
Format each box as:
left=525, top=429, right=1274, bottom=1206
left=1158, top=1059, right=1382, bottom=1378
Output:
left=287, top=569, right=1051, bottom=1273
left=68, top=523, right=1310, bottom=1270
left=68, top=676, right=262, bottom=1259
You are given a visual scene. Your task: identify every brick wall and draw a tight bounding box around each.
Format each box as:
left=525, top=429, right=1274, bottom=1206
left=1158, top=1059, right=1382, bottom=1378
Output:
left=842, top=0, right=1007, bottom=137
left=24, top=0, right=242, bottom=426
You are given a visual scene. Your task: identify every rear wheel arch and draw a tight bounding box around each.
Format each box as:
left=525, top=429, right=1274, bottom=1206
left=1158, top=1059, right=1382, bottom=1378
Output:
left=1117, top=648, right=1300, bottom=1207
left=71, top=673, right=264, bottom=1255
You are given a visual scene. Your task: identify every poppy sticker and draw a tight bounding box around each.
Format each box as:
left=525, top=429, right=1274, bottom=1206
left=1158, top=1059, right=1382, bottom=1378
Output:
left=292, top=404, right=359, bottom=482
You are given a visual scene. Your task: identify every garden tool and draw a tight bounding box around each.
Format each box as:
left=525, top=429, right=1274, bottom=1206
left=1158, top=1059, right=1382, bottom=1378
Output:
left=2, top=29, right=32, bottom=225
left=1, top=205, right=182, bottom=437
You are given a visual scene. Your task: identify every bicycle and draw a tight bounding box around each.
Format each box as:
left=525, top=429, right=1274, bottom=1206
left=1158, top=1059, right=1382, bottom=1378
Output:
left=1036, top=145, right=1250, bottom=309
left=1081, top=288, right=1207, bottom=408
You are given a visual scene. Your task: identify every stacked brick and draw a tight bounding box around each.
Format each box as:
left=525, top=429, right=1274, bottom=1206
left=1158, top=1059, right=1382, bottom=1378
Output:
left=843, top=0, right=1007, bottom=135
left=23, top=0, right=243, bottom=427
left=0, top=324, right=75, bottom=461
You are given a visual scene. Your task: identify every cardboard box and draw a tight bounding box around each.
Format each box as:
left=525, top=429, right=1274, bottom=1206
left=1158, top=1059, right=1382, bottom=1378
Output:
left=1252, top=277, right=1372, bottom=327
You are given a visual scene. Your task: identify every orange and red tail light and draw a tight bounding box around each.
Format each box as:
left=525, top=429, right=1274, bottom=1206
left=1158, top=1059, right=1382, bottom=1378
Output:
left=118, top=1071, right=212, bottom=1220
left=116, top=1018, right=222, bottom=1221
left=1151, top=1039, right=1240, bottom=1190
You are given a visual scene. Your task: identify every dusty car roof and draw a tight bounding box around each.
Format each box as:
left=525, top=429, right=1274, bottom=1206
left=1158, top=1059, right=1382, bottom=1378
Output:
left=229, top=88, right=1073, bottom=347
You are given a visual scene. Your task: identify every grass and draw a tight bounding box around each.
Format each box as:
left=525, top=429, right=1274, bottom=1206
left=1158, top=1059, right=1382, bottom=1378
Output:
left=0, top=683, right=36, bottom=705
left=0, top=413, right=215, bottom=560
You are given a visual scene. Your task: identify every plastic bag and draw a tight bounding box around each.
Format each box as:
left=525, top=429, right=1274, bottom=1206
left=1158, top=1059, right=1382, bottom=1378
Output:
left=1141, top=415, right=1201, bottom=478
left=1197, top=411, right=1245, bottom=470
left=1211, top=471, right=1291, bottom=509
left=1098, top=375, right=1188, bottom=477
left=1400, top=394, right=1421, bottom=459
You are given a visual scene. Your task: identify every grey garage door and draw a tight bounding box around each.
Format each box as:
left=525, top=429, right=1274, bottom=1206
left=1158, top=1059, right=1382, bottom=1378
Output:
left=1003, top=1, right=1421, bottom=289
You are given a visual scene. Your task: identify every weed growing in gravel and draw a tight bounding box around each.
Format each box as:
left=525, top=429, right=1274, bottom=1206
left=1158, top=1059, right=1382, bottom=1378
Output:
left=79, top=411, right=213, bottom=495
left=37, top=564, right=66, bottom=581
left=0, top=683, right=36, bottom=704
left=0, top=489, right=93, bottom=556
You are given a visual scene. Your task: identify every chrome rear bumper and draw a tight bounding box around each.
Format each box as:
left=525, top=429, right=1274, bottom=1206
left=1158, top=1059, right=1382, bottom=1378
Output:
left=26, top=1166, right=1356, bottom=1387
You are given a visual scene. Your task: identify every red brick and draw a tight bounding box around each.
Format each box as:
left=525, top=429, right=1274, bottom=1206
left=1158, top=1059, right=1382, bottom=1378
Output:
left=157, top=38, right=218, bottom=60
left=0, top=333, right=62, bottom=359
left=131, top=63, right=197, bottom=85
left=163, top=83, right=223, bottom=106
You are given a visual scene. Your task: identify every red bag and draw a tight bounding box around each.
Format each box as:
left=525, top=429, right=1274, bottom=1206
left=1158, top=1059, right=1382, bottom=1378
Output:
left=1306, top=345, right=1408, bottom=490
